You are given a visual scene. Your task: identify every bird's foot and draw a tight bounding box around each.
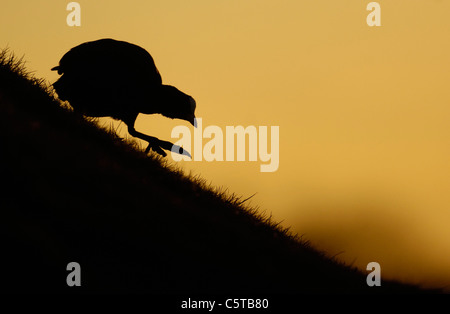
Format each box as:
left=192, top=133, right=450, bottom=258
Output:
left=145, top=143, right=167, bottom=157
left=144, top=140, right=192, bottom=158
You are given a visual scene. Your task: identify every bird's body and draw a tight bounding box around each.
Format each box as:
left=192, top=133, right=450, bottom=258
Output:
left=52, top=38, right=196, bottom=156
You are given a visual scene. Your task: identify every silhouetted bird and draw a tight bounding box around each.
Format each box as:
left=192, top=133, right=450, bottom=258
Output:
left=51, top=38, right=196, bottom=157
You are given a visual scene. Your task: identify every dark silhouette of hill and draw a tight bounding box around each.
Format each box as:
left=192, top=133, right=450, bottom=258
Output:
left=0, top=49, right=440, bottom=295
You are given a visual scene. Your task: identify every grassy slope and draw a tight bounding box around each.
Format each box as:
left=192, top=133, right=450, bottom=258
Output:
left=0, top=49, right=437, bottom=294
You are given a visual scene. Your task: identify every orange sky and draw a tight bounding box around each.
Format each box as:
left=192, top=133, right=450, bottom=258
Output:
left=1, top=0, right=449, bottom=289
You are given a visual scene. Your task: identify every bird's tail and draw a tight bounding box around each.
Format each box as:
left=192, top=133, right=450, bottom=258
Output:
left=51, top=66, right=63, bottom=74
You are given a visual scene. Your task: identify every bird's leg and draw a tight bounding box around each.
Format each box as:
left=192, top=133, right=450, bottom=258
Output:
left=127, top=122, right=167, bottom=156
left=123, top=114, right=191, bottom=158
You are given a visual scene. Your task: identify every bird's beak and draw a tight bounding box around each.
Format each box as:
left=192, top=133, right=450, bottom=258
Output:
left=189, top=115, right=197, bottom=128
left=188, top=97, right=197, bottom=128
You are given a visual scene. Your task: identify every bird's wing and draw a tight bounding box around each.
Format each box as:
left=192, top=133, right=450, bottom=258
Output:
left=53, top=39, right=163, bottom=86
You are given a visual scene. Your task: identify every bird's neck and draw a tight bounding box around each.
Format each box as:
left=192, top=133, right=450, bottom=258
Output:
left=136, top=86, right=166, bottom=115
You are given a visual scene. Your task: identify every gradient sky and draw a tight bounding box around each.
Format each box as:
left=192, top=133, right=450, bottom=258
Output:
left=1, top=0, right=449, bottom=288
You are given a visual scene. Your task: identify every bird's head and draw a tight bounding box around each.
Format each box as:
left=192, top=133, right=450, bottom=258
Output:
left=158, top=85, right=197, bottom=127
